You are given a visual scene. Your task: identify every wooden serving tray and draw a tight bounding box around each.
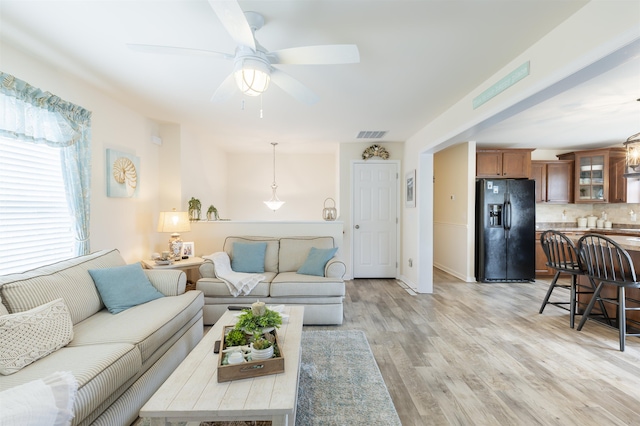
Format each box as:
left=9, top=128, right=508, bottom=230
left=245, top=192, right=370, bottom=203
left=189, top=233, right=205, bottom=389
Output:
left=217, top=326, right=284, bottom=382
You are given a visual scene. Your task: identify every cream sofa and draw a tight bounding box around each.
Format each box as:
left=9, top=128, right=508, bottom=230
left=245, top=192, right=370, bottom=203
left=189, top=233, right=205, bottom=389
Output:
left=197, top=236, right=346, bottom=325
left=0, top=249, right=204, bottom=426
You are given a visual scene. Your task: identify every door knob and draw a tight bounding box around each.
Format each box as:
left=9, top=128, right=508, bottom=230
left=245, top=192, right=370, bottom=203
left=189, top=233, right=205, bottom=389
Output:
left=355, top=225, right=360, bottom=229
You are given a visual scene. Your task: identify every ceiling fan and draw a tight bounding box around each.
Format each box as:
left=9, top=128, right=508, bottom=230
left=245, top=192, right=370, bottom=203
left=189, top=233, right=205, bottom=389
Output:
left=127, top=0, right=360, bottom=105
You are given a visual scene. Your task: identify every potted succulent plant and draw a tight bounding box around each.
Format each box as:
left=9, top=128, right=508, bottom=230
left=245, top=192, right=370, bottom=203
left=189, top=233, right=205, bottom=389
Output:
left=225, top=328, right=247, bottom=348
left=250, top=333, right=274, bottom=360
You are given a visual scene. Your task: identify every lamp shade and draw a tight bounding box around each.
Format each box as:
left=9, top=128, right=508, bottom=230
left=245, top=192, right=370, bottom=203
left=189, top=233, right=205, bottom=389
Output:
left=157, top=211, right=191, bottom=233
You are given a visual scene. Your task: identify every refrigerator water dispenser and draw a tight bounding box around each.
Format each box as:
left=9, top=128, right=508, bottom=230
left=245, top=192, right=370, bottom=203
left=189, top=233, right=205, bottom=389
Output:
left=488, top=204, right=502, bottom=227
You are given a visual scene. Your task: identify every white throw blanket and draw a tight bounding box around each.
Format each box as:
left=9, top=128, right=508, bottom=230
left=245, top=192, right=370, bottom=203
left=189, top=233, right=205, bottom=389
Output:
left=0, top=371, right=77, bottom=426
left=204, top=252, right=265, bottom=297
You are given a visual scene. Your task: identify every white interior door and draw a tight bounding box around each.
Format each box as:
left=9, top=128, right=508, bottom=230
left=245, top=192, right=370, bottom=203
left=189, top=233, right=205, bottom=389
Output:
left=352, top=162, right=398, bottom=278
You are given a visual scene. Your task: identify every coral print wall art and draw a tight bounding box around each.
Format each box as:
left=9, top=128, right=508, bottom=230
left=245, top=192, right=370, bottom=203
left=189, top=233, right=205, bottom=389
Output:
left=106, top=149, right=140, bottom=198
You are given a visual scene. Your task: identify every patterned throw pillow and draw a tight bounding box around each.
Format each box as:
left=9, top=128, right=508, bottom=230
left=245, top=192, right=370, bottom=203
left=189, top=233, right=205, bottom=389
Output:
left=0, top=298, right=74, bottom=375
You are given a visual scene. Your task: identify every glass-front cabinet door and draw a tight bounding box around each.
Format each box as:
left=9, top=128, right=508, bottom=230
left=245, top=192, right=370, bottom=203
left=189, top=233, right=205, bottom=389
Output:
left=578, top=154, right=605, bottom=201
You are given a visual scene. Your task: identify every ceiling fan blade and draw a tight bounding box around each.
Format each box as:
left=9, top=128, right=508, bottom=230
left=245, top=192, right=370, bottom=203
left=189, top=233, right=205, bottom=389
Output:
left=127, top=43, right=232, bottom=60
left=208, top=0, right=256, bottom=51
left=211, top=72, right=237, bottom=103
left=270, top=45, right=360, bottom=65
left=270, top=69, right=319, bottom=105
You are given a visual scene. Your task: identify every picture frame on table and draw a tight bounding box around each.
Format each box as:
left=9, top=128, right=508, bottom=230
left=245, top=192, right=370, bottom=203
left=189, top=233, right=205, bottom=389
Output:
left=181, top=242, right=195, bottom=258
left=405, top=169, right=416, bottom=208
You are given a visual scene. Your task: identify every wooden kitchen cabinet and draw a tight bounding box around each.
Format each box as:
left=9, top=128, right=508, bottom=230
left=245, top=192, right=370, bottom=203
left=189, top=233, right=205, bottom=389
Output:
left=476, top=149, right=533, bottom=178
left=531, top=160, right=574, bottom=203
left=609, top=155, right=627, bottom=203
left=557, top=148, right=626, bottom=204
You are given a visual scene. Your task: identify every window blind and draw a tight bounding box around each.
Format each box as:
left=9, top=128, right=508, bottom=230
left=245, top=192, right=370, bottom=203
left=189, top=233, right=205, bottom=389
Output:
left=0, top=137, right=74, bottom=275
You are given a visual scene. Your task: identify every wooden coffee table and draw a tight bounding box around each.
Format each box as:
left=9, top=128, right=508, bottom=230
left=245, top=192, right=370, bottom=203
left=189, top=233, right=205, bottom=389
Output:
left=140, top=306, right=304, bottom=426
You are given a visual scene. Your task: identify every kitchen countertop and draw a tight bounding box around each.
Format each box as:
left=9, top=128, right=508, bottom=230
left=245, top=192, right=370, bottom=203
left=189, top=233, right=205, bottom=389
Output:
left=536, top=225, right=640, bottom=252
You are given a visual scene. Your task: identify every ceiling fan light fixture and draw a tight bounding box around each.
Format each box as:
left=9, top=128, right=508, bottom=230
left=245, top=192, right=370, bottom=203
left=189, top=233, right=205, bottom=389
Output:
left=234, top=57, right=270, bottom=96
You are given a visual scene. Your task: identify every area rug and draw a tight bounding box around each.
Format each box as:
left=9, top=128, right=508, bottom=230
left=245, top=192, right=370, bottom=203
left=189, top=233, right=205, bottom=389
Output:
left=137, top=330, right=400, bottom=426
left=296, top=330, right=401, bottom=426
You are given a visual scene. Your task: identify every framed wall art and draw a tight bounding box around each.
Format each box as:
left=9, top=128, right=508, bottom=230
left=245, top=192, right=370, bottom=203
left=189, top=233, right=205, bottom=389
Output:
left=405, top=169, right=416, bottom=208
left=106, top=149, right=139, bottom=198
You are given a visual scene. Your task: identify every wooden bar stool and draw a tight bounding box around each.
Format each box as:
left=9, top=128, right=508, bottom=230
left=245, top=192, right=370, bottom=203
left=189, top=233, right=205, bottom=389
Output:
left=539, top=230, right=600, bottom=328
left=577, top=234, right=640, bottom=351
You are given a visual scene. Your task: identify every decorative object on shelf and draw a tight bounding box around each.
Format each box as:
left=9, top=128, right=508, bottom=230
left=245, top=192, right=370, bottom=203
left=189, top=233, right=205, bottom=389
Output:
left=623, top=131, right=640, bottom=178
left=157, top=209, right=191, bottom=259
left=322, top=198, right=337, bottom=221
left=362, top=144, right=389, bottom=160
left=181, top=242, right=194, bottom=258
left=106, top=149, right=139, bottom=197
left=264, top=142, right=285, bottom=211
left=405, top=169, right=416, bottom=208
left=206, top=204, right=219, bottom=221
left=188, top=197, right=201, bottom=221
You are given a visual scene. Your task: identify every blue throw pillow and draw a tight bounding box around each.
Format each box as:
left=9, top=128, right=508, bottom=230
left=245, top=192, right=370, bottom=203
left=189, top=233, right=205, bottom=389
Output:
left=88, top=263, right=164, bottom=314
left=231, top=242, right=267, bottom=273
left=297, top=247, right=338, bottom=277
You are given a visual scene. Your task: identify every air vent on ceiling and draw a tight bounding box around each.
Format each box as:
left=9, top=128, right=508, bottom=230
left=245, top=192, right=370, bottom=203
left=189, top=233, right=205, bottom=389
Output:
left=356, top=130, right=388, bottom=139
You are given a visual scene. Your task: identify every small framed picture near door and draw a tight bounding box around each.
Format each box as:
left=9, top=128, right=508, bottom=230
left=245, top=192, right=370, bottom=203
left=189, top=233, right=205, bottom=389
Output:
left=405, top=169, right=416, bottom=208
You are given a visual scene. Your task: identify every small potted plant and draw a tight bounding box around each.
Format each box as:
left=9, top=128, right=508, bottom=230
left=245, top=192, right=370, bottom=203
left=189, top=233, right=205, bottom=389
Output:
left=188, top=197, right=201, bottom=221
left=225, top=328, right=247, bottom=348
left=206, top=204, right=219, bottom=221
left=250, top=332, right=274, bottom=360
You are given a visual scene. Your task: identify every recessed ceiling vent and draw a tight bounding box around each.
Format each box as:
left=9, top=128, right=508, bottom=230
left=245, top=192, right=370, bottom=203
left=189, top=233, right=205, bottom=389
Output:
left=357, top=130, right=387, bottom=139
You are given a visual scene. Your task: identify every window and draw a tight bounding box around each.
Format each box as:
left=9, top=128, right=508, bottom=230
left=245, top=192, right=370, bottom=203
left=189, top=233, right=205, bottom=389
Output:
left=0, top=72, right=92, bottom=274
left=0, top=136, right=74, bottom=274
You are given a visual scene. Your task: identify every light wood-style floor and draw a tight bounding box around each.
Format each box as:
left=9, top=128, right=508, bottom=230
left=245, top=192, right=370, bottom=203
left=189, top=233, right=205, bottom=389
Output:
left=308, top=270, right=640, bottom=426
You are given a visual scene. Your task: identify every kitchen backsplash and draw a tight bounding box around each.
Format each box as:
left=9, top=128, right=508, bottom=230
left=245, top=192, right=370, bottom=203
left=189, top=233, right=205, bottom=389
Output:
left=536, top=203, right=640, bottom=225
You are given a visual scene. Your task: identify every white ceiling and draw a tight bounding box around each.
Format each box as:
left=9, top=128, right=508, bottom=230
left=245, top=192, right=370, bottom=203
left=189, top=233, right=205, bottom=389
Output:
left=1, top=0, right=638, bottom=154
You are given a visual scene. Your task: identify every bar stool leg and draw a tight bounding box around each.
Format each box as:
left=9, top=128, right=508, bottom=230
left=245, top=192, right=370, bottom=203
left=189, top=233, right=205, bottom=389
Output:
left=539, top=271, right=561, bottom=314
left=619, top=287, right=626, bottom=352
left=577, top=282, right=604, bottom=331
left=569, top=275, right=578, bottom=329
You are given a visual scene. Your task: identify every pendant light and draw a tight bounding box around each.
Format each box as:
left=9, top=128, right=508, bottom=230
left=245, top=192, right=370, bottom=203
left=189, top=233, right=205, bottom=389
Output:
left=264, top=142, right=285, bottom=211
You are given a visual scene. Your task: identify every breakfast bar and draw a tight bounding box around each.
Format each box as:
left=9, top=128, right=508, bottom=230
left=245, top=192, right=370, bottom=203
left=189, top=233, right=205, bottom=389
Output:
left=565, top=232, right=640, bottom=332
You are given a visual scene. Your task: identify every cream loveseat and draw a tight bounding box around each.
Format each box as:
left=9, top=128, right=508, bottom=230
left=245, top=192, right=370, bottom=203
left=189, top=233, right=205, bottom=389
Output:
left=0, top=249, right=204, bottom=426
left=197, top=236, right=346, bottom=325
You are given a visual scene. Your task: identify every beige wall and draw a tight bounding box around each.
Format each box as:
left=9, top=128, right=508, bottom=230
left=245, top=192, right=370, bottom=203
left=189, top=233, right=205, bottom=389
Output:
left=223, top=151, right=337, bottom=221
left=433, top=142, right=476, bottom=281
left=404, top=1, right=640, bottom=291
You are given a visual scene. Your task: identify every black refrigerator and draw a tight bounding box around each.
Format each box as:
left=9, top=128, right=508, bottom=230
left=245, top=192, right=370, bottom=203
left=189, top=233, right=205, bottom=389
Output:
left=475, top=178, right=535, bottom=282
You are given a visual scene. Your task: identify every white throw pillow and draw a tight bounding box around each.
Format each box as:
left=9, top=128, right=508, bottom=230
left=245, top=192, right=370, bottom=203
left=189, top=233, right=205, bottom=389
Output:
left=0, top=298, right=74, bottom=375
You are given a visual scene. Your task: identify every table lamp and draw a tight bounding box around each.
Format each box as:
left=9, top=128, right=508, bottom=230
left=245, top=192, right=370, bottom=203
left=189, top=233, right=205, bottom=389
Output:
left=157, top=209, right=191, bottom=260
